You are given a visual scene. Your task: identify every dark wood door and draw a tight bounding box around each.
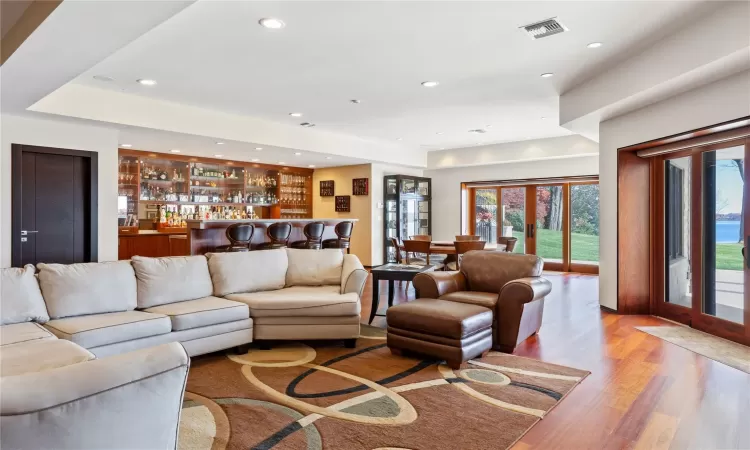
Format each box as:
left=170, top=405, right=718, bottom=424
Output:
left=12, top=145, right=97, bottom=266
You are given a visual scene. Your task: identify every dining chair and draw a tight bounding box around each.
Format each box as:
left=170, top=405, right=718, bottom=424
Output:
left=410, top=235, right=432, bottom=242
left=498, top=236, right=518, bottom=253
left=402, top=239, right=431, bottom=265
left=446, top=240, right=486, bottom=271
left=390, top=237, right=405, bottom=263
left=455, top=235, right=481, bottom=241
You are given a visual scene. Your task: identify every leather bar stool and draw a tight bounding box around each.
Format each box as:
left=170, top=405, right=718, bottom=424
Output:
left=256, top=222, right=293, bottom=250
left=322, top=221, right=354, bottom=254
left=214, top=223, right=254, bottom=252
left=290, top=221, right=325, bottom=249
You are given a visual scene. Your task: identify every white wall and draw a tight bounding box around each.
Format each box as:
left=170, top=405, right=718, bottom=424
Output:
left=0, top=114, right=120, bottom=266
left=370, top=163, right=424, bottom=266
left=598, top=70, right=750, bottom=310
left=425, top=154, right=599, bottom=241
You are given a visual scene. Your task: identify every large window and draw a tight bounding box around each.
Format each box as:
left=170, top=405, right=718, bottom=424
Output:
left=666, top=163, right=685, bottom=261
left=570, top=184, right=600, bottom=264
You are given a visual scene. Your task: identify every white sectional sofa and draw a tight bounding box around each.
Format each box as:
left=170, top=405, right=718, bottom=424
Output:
left=0, top=248, right=367, bottom=449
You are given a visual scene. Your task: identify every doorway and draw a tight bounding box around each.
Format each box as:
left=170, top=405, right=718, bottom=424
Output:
left=467, top=178, right=599, bottom=273
left=11, top=144, right=98, bottom=266
left=654, top=138, right=748, bottom=344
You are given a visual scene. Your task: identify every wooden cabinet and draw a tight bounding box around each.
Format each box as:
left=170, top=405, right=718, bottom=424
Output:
left=118, top=234, right=172, bottom=260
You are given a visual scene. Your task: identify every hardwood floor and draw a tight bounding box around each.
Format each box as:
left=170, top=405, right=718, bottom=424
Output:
left=360, top=272, right=750, bottom=449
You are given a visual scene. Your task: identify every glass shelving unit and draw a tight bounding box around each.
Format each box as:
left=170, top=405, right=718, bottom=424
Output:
left=383, top=175, right=432, bottom=263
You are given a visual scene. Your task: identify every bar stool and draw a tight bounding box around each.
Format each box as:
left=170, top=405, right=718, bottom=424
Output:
left=256, top=222, right=292, bottom=250
left=214, top=223, right=254, bottom=252
left=290, top=221, right=325, bottom=249
left=322, top=221, right=354, bottom=254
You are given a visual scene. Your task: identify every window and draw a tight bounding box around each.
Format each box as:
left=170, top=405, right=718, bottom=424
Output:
left=666, top=163, right=684, bottom=260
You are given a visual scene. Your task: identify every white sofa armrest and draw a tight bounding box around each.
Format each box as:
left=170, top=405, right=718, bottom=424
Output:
left=0, top=342, right=189, bottom=450
left=341, top=254, right=368, bottom=297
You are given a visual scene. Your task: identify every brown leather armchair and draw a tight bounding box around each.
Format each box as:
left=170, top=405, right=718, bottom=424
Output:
left=412, top=251, right=551, bottom=353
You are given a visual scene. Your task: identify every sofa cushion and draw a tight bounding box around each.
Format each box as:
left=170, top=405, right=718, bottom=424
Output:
left=37, top=261, right=137, bottom=319
left=285, top=249, right=343, bottom=287
left=1, top=265, right=50, bottom=325
left=43, top=311, right=171, bottom=348
left=1, top=339, right=95, bottom=377
left=459, top=251, right=543, bottom=294
left=206, top=249, right=288, bottom=296
left=144, top=296, right=249, bottom=331
left=226, top=286, right=360, bottom=318
left=0, top=322, right=56, bottom=347
left=131, top=255, right=214, bottom=308
left=439, top=291, right=499, bottom=310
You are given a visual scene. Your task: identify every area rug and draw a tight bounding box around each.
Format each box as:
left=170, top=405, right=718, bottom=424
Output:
left=637, top=325, right=750, bottom=374
left=179, top=327, right=589, bottom=450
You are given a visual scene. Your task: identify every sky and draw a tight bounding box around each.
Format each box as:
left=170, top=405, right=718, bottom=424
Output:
left=716, top=159, right=743, bottom=215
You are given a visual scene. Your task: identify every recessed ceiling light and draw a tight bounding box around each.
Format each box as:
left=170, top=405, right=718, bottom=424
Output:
left=259, top=18, right=285, bottom=29
left=289, top=112, right=303, bottom=117
left=120, top=144, right=132, bottom=148
left=477, top=142, right=484, bottom=145
left=170, top=149, right=180, bottom=153
left=308, top=164, right=316, bottom=168
left=350, top=99, right=361, bottom=104
left=215, top=142, right=224, bottom=145
left=325, top=156, right=332, bottom=160
left=93, top=75, right=114, bottom=82
left=587, top=42, right=603, bottom=49
left=436, top=132, right=443, bottom=135
left=251, top=158, right=260, bottom=162
left=255, top=147, right=263, bottom=151
left=136, top=79, right=157, bottom=86
left=468, top=129, right=487, bottom=134
left=300, top=122, right=316, bottom=127
left=278, top=161, right=286, bottom=165
left=214, top=154, right=224, bottom=158
left=486, top=125, right=493, bottom=128
left=421, top=81, right=439, bottom=87
left=294, top=152, right=301, bottom=156
left=396, top=138, right=403, bottom=141
left=540, top=73, right=554, bottom=78
left=541, top=116, right=547, bottom=120
left=440, top=147, right=446, bottom=150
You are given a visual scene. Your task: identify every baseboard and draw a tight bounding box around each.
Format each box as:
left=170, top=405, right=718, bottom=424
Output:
left=600, top=305, right=618, bottom=314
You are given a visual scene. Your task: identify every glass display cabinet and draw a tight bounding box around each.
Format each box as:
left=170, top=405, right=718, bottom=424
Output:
left=383, top=175, right=432, bottom=263
left=117, top=155, right=139, bottom=229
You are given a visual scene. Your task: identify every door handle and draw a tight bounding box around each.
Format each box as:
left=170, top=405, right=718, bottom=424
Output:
left=21, top=230, right=38, bottom=236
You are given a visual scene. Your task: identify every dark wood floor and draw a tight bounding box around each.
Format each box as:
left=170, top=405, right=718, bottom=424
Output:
left=360, top=272, right=750, bottom=450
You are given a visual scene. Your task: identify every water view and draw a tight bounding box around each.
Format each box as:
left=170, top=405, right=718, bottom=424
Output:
left=717, top=221, right=741, bottom=243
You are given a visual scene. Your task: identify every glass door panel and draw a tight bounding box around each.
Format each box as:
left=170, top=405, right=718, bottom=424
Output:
left=401, top=198, right=418, bottom=239
left=474, top=188, right=498, bottom=244
left=664, top=156, right=692, bottom=309
left=701, top=146, right=745, bottom=324
left=570, top=184, right=600, bottom=265
left=500, top=187, right=524, bottom=253
left=535, top=185, right=564, bottom=263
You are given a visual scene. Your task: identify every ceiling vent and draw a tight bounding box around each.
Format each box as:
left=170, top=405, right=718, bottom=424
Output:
left=300, top=122, right=316, bottom=128
left=520, top=17, right=568, bottom=40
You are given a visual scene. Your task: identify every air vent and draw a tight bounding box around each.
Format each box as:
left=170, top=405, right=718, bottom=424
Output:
left=300, top=122, right=316, bottom=128
left=520, top=17, right=568, bottom=40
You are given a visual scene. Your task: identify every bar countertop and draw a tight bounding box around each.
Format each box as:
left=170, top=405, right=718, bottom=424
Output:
left=185, top=218, right=358, bottom=230
left=118, top=229, right=187, bottom=236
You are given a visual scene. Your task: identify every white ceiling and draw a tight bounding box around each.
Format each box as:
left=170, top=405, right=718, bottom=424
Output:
left=68, top=0, right=708, bottom=152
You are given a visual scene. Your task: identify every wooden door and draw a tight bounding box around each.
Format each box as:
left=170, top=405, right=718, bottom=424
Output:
left=11, top=145, right=97, bottom=266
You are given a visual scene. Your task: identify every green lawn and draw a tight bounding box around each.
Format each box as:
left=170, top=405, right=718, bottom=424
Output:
left=507, top=230, right=743, bottom=270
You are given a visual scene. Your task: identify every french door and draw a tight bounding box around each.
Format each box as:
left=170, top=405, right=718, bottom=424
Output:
left=654, top=138, right=749, bottom=345
left=468, top=179, right=599, bottom=273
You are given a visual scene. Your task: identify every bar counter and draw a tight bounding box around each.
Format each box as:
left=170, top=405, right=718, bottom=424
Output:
left=185, top=218, right=357, bottom=255
left=118, top=230, right=188, bottom=259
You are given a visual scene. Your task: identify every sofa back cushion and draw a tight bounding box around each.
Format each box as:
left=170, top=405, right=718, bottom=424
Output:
left=1, top=265, right=50, bottom=325
left=285, top=249, right=343, bottom=287
left=131, top=255, right=214, bottom=308
left=37, top=261, right=137, bottom=319
left=460, top=251, right=543, bottom=294
left=206, top=249, right=288, bottom=296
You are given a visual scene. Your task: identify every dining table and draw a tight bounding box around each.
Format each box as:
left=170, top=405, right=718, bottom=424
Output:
left=427, top=240, right=505, bottom=254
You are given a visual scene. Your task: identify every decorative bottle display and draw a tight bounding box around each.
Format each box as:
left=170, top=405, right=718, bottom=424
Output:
left=279, top=173, right=310, bottom=219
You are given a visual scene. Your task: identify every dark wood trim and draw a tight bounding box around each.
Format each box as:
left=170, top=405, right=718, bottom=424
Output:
left=621, top=116, right=750, bottom=153
left=617, top=150, right=651, bottom=314
left=465, top=175, right=598, bottom=187
left=1, top=0, right=62, bottom=65
left=11, top=144, right=99, bottom=266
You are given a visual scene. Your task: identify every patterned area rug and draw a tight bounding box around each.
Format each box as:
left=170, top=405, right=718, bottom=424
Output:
left=637, top=325, right=750, bottom=374
left=180, top=327, right=588, bottom=450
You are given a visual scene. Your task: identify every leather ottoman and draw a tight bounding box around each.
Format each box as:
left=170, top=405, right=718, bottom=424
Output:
left=386, top=298, right=493, bottom=369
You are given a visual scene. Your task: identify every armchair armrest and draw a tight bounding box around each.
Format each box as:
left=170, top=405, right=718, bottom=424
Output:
left=498, top=277, right=551, bottom=305
left=495, top=276, right=551, bottom=352
left=1, top=342, right=189, bottom=450
left=341, top=254, right=367, bottom=297
left=412, top=271, right=467, bottom=299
